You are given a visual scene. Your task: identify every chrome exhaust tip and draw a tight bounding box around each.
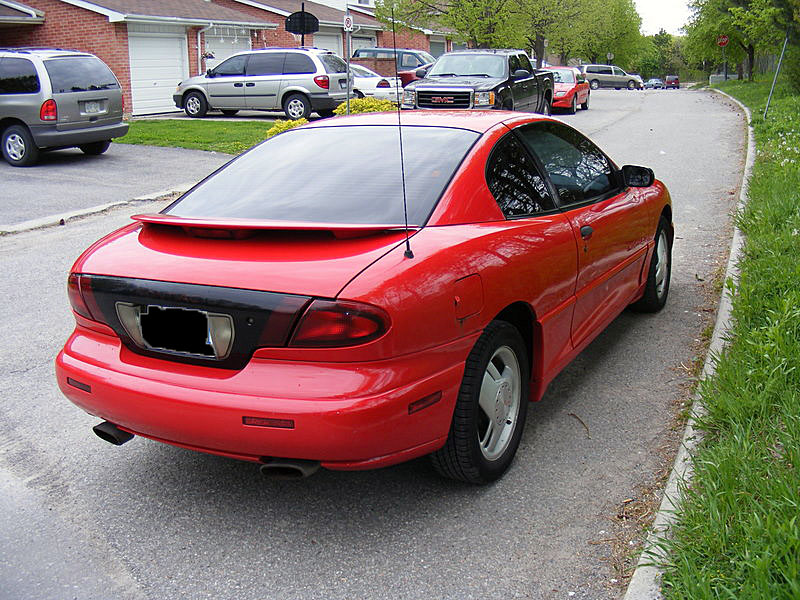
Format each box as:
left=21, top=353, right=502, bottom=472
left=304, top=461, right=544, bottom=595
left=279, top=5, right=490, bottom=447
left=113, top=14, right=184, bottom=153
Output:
left=259, top=458, right=320, bottom=479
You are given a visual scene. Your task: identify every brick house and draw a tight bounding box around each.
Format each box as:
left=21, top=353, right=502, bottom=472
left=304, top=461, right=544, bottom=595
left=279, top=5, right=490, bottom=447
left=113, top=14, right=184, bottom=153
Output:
left=0, top=0, right=276, bottom=115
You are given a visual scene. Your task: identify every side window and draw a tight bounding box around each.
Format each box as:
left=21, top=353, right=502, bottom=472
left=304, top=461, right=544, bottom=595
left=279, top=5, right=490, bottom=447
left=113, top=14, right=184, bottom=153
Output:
left=213, top=55, right=247, bottom=76
left=585, top=66, right=598, bottom=74
left=517, top=122, right=617, bottom=207
left=486, top=133, right=555, bottom=218
left=612, top=66, right=625, bottom=76
left=598, top=66, right=613, bottom=75
left=576, top=71, right=585, bottom=83
left=283, top=53, right=315, bottom=74
left=508, top=54, right=521, bottom=74
left=246, top=53, right=284, bottom=76
left=518, top=54, right=533, bottom=73
left=0, top=58, right=40, bottom=94
left=399, top=53, right=420, bottom=68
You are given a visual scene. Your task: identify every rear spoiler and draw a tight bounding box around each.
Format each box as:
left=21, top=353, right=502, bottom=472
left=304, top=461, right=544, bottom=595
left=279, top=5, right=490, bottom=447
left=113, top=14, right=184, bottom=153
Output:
left=131, top=213, right=419, bottom=240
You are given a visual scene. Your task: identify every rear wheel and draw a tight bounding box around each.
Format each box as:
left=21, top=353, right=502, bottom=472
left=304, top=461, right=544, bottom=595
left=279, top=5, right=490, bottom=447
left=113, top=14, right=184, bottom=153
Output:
left=283, top=93, right=311, bottom=120
left=79, top=140, right=111, bottom=155
left=568, top=95, right=577, bottom=114
left=581, top=93, right=590, bottom=110
left=2, top=124, right=39, bottom=167
left=430, top=321, right=529, bottom=484
left=630, top=216, right=672, bottom=312
left=590, top=79, right=600, bottom=90
left=184, top=92, right=208, bottom=118
left=353, top=90, right=364, bottom=99
left=627, top=80, right=636, bottom=90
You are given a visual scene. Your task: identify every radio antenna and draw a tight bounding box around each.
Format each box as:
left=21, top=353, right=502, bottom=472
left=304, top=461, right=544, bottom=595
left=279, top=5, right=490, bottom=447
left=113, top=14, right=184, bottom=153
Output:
left=391, top=6, right=414, bottom=259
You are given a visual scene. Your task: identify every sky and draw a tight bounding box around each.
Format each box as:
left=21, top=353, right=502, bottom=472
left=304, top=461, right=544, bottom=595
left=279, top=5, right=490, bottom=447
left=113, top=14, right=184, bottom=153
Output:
left=634, top=0, right=692, bottom=36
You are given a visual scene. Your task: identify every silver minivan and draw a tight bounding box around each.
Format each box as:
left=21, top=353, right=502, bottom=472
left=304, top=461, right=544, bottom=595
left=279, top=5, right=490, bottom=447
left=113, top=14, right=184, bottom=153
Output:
left=173, top=48, right=350, bottom=119
left=578, top=64, right=640, bottom=90
left=0, top=48, right=128, bottom=167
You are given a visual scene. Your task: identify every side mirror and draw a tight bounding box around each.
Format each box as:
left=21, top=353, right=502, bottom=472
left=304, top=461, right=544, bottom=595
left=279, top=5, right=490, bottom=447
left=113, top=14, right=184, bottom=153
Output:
left=415, top=67, right=428, bottom=78
left=622, top=165, right=655, bottom=188
left=513, top=69, right=531, bottom=80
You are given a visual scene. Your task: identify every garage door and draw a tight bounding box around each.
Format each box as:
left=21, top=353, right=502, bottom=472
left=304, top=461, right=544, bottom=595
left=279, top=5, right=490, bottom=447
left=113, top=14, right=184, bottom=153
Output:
left=205, top=27, right=251, bottom=70
left=128, top=33, right=188, bottom=115
left=314, top=32, right=342, bottom=57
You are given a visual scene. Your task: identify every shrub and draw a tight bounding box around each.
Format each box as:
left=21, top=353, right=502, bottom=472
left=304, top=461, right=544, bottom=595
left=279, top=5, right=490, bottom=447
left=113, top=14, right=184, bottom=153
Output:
left=333, top=97, right=397, bottom=116
left=265, top=118, right=308, bottom=138
left=784, top=45, right=800, bottom=94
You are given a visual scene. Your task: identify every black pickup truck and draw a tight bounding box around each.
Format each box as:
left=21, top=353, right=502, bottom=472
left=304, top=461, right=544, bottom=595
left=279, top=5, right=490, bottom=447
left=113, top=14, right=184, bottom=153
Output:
left=400, top=49, right=554, bottom=114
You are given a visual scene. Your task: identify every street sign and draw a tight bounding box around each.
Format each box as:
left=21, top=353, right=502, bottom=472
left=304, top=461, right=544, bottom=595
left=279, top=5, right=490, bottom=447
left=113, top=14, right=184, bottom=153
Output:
left=717, top=35, right=729, bottom=47
left=343, top=14, right=354, bottom=32
left=606, top=52, right=614, bottom=61
left=286, top=10, right=319, bottom=35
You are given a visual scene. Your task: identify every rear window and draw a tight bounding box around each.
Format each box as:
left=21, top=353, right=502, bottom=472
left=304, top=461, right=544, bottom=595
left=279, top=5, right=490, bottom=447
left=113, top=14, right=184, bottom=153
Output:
left=44, top=56, right=119, bottom=93
left=0, top=57, right=40, bottom=94
left=165, top=125, right=480, bottom=226
left=551, top=69, right=575, bottom=83
left=320, top=54, right=347, bottom=74
left=283, top=53, right=315, bottom=75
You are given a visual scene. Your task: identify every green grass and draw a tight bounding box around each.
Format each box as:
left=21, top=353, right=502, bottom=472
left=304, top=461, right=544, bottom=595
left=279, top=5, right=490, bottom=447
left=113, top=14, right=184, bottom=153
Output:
left=661, top=75, right=800, bottom=598
left=118, top=119, right=276, bottom=155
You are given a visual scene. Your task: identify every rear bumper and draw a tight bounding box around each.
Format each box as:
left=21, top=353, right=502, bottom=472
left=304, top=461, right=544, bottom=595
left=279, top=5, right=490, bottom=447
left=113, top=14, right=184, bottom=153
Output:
left=56, top=325, right=474, bottom=470
left=31, top=122, right=128, bottom=148
left=308, top=93, right=346, bottom=111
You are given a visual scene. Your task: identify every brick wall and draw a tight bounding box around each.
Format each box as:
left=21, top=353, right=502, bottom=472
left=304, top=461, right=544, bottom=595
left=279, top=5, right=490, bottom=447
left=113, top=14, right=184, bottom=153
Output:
left=0, top=0, right=132, bottom=114
left=376, top=29, right=430, bottom=52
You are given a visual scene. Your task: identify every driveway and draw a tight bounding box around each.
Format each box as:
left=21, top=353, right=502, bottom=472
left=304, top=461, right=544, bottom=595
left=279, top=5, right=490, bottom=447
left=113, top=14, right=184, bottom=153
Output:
left=1, top=143, right=231, bottom=230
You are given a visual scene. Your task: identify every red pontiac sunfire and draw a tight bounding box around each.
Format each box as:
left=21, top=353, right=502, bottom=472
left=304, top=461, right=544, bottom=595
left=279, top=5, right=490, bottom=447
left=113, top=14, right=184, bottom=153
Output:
left=57, top=111, right=673, bottom=484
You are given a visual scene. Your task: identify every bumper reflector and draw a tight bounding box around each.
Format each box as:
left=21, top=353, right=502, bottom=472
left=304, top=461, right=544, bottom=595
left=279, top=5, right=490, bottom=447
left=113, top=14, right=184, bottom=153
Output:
left=242, top=416, right=295, bottom=429
left=66, top=377, right=91, bottom=393
left=408, top=391, right=442, bottom=415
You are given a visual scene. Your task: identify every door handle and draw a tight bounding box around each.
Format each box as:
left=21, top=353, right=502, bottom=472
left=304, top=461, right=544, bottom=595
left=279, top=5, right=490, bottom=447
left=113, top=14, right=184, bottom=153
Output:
left=246, top=82, right=255, bottom=87
left=234, top=83, right=244, bottom=87
left=580, top=225, right=593, bottom=239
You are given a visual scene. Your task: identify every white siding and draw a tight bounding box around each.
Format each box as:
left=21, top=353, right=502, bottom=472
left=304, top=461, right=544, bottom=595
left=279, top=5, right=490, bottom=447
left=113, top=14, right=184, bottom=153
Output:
left=128, top=32, right=188, bottom=115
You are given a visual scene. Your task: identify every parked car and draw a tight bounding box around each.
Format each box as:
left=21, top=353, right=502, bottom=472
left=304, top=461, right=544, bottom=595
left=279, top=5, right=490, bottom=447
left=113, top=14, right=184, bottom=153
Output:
left=629, top=73, right=645, bottom=89
left=57, top=110, right=673, bottom=484
left=541, top=66, right=590, bottom=114
left=0, top=48, right=128, bottom=167
left=173, top=48, right=349, bottom=119
left=644, top=78, right=664, bottom=89
left=351, top=47, right=435, bottom=71
left=402, top=49, right=554, bottom=114
left=665, top=75, right=680, bottom=89
left=398, top=61, right=434, bottom=87
left=350, top=64, right=401, bottom=102
left=577, top=64, right=641, bottom=90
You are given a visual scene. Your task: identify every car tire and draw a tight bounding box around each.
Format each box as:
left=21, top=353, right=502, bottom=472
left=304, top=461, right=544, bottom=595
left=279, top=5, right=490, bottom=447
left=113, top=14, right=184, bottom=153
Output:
left=79, top=140, right=111, bottom=155
left=430, top=320, right=529, bottom=484
left=630, top=216, right=672, bottom=313
left=581, top=93, right=590, bottom=110
left=353, top=90, right=364, bottom=99
left=221, top=109, right=239, bottom=116
left=568, top=95, right=577, bottom=115
left=2, top=124, right=39, bottom=167
left=283, top=93, right=311, bottom=120
left=539, top=99, right=551, bottom=116
left=590, top=79, right=599, bottom=90
left=184, top=92, right=208, bottom=118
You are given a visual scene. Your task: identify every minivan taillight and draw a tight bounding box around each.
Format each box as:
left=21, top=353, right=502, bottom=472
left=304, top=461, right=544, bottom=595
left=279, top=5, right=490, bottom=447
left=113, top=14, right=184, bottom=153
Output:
left=313, top=75, right=330, bottom=89
left=289, top=299, right=389, bottom=347
left=40, top=99, right=57, bottom=121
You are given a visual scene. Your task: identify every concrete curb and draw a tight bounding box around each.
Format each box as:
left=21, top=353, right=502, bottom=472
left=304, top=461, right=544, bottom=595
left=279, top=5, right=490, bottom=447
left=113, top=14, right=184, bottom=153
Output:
left=0, top=183, right=195, bottom=236
left=623, top=89, right=756, bottom=599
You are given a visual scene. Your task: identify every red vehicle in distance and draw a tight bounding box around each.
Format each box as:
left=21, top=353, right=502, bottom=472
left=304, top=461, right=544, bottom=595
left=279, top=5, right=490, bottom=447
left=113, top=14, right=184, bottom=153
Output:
left=542, top=66, right=590, bottom=114
left=57, top=111, right=673, bottom=484
left=398, top=61, right=434, bottom=87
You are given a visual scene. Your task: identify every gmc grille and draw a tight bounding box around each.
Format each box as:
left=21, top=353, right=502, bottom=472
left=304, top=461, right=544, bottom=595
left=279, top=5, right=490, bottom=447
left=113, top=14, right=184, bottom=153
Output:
left=416, top=90, right=472, bottom=109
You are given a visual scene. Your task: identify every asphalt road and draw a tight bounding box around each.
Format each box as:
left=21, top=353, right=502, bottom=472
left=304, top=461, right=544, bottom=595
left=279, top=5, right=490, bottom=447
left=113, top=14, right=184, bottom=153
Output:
left=0, top=89, right=745, bottom=600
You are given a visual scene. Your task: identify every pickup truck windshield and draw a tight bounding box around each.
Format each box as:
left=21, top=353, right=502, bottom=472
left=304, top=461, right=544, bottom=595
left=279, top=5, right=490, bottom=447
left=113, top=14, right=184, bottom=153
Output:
left=428, top=54, right=506, bottom=79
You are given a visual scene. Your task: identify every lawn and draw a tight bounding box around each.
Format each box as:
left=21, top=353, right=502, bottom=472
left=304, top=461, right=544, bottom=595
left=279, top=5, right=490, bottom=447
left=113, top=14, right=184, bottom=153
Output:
left=661, top=75, right=800, bottom=598
left=118, top=119, right=276, bottom=155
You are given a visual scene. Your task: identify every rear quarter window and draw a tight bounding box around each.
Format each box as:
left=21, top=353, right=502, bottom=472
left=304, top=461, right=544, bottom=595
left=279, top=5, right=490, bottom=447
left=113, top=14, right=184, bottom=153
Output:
left=44, top=56, right=119, bottom=93
left=0, top=58, right=40, bottom=94
left=320, top=54, right=347, bottom=74
left=283, top=53, right=316, bottom=75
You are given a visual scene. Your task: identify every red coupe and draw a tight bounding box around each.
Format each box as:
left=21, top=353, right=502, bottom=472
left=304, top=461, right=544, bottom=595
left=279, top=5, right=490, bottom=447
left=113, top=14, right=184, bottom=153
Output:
left=57, top=111, right=673, bottom=484
left=543, top=66, right=591, bottom=114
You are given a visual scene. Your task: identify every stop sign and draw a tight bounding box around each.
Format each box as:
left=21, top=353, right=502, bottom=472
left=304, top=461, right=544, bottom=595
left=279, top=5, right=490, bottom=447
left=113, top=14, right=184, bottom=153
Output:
left=717, top=35, right=729, bottom=47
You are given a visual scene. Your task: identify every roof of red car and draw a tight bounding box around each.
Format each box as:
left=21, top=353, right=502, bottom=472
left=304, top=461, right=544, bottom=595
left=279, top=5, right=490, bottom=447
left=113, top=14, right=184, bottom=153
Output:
left=302, top=110, right=543, bottom=134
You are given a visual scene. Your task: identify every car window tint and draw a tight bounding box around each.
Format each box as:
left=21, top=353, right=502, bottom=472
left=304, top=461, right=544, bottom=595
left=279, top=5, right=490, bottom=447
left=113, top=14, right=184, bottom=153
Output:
left=518, top=122, right=617, bottom=207
left=486, top=133, right=555, bottom=217
left=246, top=53, right=284, bottom=75
left=519, top=55, right=533, bottom=72
left=320, top=54, right=347, bottom=73
left=508, top=54, right=521, bottom=73
left=214, top=55, right=247, bottom=76
left=44, top=56, right=117, bottom=93
left=0, top=57, right=40, bottom=94
left=165, top=125, right=480, bottom=226
left=283, top=53, right=316, bottom=74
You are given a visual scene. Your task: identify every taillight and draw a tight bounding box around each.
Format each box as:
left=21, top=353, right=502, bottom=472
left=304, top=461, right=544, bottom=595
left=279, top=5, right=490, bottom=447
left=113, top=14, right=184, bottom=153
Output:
left=313, top=75, right=330, bottom=90
left=40, top=99, right=57, bottom=121
left=289, top=300, right=389, bottom=347
left=377, top=79, right=390, bottom=88
left=67, top=274, right=94, bottom=320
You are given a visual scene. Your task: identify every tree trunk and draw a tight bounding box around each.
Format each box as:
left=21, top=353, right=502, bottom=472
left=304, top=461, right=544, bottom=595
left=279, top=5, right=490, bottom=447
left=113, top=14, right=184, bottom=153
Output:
left=534, top=33, right=545, bottom=68
left=747, top=44, right=755, bottom=81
